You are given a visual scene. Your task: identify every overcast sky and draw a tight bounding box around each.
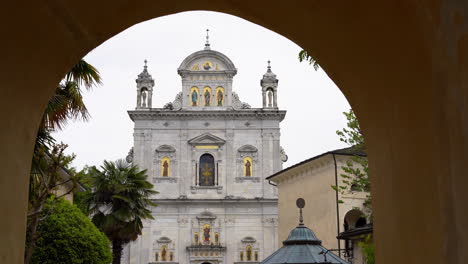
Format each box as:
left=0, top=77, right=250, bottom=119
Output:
left=53, top=11, right=351, bottom=170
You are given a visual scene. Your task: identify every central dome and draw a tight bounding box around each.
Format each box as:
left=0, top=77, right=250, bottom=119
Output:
left=177, top=49, right=237, bottom=76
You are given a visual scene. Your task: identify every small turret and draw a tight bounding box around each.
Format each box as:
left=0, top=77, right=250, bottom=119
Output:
left=261, top=60, right=279, bottom=109
left=135, top=59, right=155, bottom=109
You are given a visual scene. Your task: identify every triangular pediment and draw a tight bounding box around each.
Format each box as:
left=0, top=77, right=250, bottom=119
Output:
left=188, top=133, right=226, bottom=146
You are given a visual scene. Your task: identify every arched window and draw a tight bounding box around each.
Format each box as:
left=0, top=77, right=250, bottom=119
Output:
left=215, top=87, right=224, bottom=106
left=161, top=157, right=170, bottom=177
left=243, top=157, right=253, bottom=177
left=199, top=154, right=215, bottom=186
left=344, top=209, right=367, bottom=230
left=246, top=245, right=252, bottom=261
left=190, top=87, right=199, bottom=106
left=203, top=86, right=212, bottom=106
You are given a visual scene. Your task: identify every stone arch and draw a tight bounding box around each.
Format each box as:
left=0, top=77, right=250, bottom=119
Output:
left=1, top=3, right=466, bottom=264
left=344, top=209, right=367, bottom=231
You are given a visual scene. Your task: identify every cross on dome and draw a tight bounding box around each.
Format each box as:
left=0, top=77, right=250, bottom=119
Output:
left=204, top=29, right=211, bottom=50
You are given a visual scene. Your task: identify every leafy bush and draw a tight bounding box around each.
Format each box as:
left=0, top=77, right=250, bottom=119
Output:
left=30, top=198, right=112, bottom=264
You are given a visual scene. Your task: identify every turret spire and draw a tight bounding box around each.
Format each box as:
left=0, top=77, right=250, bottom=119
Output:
left=136, top=59, right=155, bottom=109
left=261, top=59, right=279, bottom=108
left=204, top=29, right=211, bottom=50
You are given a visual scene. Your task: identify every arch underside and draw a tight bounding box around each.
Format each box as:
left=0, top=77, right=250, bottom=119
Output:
left=0, top=2, right=467, bottom=264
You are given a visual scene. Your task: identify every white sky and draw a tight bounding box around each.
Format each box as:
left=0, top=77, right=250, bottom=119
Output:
left=53, top=11, right=351, bottom=170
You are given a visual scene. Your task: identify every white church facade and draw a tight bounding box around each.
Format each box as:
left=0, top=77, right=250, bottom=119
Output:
left=124, top=37, right=287, bottom=264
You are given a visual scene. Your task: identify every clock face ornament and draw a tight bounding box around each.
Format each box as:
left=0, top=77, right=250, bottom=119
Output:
left=203, top=61, right=213, bottom=70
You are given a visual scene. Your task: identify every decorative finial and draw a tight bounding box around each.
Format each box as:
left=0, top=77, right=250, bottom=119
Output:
left=296, top=198, right=305, bottom=226
left=144, top=59, right=148, bottom=70
left=204, top=29, right=211, bottom=50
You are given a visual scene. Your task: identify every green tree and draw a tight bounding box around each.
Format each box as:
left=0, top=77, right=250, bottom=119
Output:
left=334, top=109, right=371, bottom=212
left=335, top=109, right=374, bottom=264
left=73, top=166, right=93, bottom=215
left=25, top=142, right=80, bottom=264
left=86, top=160, right=158, bottom=264
left=29, top=198, right=112, bottom=264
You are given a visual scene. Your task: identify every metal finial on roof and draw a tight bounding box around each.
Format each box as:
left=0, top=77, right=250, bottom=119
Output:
left=144, top=59, right=148, bottom=70
left=267, top=60, right=271, bottom=69
left=204, top=29, right=211, bottom=50
left=296, top=198, right=305, bottom=226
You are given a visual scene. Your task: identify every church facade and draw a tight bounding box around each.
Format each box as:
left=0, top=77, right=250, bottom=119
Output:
left=124, top=39, right=287, bottom=264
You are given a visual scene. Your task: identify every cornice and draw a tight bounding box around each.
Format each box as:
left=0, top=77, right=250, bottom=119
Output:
left=151, top=198, right=278, bottom=205
left=128, top=109, right=286, bottom=121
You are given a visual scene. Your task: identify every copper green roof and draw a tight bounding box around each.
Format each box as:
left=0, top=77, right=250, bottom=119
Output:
left=260, top=224, right=348, bottom=264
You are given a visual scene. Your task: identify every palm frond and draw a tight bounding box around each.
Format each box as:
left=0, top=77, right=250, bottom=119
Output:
left=65, top=59, right=102, bottom=90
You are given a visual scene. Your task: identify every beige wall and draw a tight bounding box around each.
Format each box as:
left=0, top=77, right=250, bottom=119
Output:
left=273, top=154, right=367, bottom=253
left=0, top=1, right=467, bottom=263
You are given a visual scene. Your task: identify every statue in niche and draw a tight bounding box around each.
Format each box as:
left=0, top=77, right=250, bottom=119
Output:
left=215, top=233, right=219, bottom=245
left=245, top=160, right=252, bottom=177
left=240, top=252, right=244, bottom=261
left=203, top=225, right=211, bottom=244
left=155, top=253, right=159, bottom=261
left=169, top=252, right=174, bottom=261
left=141, top=89, right=148, bottom=107
left=217, top=90, right=223, bottom=106
left=161, top=247, right=167, bottom=261
left=246, top=245, right=252, bottom=261
left=204, top=90, right=211, bottom=106
left=194, top=233, right=199, bottom=245
left=191, top=90, right=198, bottom=106
left=255, top=251, right=259, bottom=261
left=162, top=160, right=169, bottom=177
left=267, top=90, right=273, bottom=107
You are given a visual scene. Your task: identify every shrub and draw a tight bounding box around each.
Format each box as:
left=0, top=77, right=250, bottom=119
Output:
left=30, top=198, right=112, bottom=264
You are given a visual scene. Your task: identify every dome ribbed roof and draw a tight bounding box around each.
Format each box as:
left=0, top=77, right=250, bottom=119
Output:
left=283, top=225, right=321, bottom=245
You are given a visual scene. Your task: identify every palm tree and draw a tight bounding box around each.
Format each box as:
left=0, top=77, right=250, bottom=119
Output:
left=86, top=160, right=158, bottom=264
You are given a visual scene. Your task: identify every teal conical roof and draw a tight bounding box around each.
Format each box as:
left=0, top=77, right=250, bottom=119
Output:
left=260, top=199, right=348, bottom=264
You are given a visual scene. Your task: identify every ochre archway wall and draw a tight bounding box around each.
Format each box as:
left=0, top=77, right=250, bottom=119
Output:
left=1, top=1, right=467, bottom=263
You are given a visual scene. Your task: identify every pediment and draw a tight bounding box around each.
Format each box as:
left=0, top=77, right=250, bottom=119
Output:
left=241, top=236, right=256, bottom=243
left=196, top=210, right=217, bottom=220
left=156, top=145, right=176, bottom=152
left=238, top=145, right=258, bottom=152
left=188, top=133, right=226, bottom=146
